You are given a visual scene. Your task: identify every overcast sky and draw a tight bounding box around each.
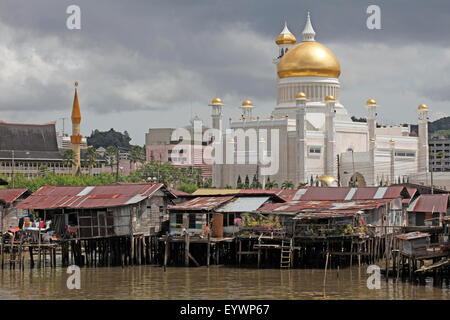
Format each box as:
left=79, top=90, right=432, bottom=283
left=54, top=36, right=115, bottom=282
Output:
left=0, top=0, right=449, bottom=145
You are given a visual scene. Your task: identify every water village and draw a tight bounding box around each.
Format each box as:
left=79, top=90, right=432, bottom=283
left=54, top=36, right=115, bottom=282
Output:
left=1, top=181, right=449, bottom=284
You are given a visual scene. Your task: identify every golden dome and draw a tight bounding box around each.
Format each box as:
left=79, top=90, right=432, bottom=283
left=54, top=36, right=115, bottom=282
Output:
left=296, top=91, right=307, bottom=99
left=242, top=99, right=253, bottom=107
left=314, top=175, right=338, bottom=187
left=325, top=95, right=335, bottom=101
left=366, top=99, right=376, bottom=105
left=389, top=139, right=395, bottom=143
left=277, top=41, right=341, bottom=78
left=275, top=33, right=296, bottom=45
left=211, top=97, right=223, bottom=104
left=418, top=104, right=428, bottom=111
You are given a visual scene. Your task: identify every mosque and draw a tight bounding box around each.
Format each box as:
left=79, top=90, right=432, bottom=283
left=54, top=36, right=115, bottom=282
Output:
left=210, top=11, right=429, bottom=188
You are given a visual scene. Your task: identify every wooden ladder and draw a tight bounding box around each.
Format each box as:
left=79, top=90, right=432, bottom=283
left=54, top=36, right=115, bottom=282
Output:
left=280, top=238, right=293, bottom=268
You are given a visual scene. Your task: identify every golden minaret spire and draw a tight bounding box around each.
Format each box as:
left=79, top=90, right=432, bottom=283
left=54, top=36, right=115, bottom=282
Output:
left=71, top=81, right=82, bottom=175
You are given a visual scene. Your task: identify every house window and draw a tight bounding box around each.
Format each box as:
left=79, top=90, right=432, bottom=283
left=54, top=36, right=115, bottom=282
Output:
left=189, top=214, right=196, bottom=229
left=176, top=213, right=183, bottom=227
left=395, top=151, right=415, bottom=158
left=308, top=146, right=321, bottom=156
left=147, top=206, right=151, bottom=219
left=228, top=213, right=235, bottom=226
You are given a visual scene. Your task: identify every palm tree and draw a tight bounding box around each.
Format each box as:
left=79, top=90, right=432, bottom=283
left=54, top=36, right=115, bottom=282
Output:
left=62, top=149, right=76, bottom=172
left=105, top=146, right=118, bottom=171
left=84, top=147, right=98, bottom=175
left=265, top=181, right=278, bottom=189
left=281, top=180, right=294, bottom=189
left=129, top=145, right=145, bottom=171
left=436, top=150, right=445, bottom=173
left=297, top=182, right=308, bottom=188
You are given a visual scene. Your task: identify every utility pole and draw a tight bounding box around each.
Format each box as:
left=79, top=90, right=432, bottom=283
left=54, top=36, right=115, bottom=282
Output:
left=11, top=150, right=15, bottom=189
left=337, top=154, right=341, bottom=187
left=116, top=146, right=120, bottom=182
left=429, top=147, right=434, bottom=194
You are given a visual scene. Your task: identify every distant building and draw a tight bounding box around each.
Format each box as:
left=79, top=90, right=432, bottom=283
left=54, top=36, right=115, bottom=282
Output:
left=145, top=117, right=213, bottom=178
left=56, top=132, right=88, bottom=150
left=429, top=137, right=450, bottom=172
left=0, top=121, right=68, bottom=178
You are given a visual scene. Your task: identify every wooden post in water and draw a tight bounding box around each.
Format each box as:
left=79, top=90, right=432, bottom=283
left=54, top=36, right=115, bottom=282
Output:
left=324, top=251, right=330, bottom=285
left=206, top=233, right=211, bottom=267
left=163, top=232, right=169, bottom=271
left=184, top=232, right=190, bottom=267
left=257, top=237, right=261, bottom=269
left=238, top=238, right=242, bottom=267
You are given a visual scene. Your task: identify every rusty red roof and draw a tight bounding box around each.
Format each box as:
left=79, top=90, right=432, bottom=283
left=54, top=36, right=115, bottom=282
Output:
left=396, top=232, right=430, bottom=240
left=0, top=188, right=29, bottom=204
left=287, top=186, right=409, bottom=201
left=403, top=188, right=418, bottom=204
left=407, top=194, right=449, bottom=214
left=15, top=183, right=167, bottom=210
left=169, top=196, right=234, bottom=211
left=168, top=187, right=191, bottom=197
left=259, top=199, right=391, bottom=214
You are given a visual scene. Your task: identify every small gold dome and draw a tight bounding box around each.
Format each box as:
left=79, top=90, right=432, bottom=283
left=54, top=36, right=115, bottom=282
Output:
left=369, top=138, right=375, bottom=142
left=325, top=95, right=335, bottom=101
left=211, top=97, right=223, bottom=104
left=296, top=91, right=307, bottom=99
left=314, top=175, right=338, bottom=187
left=242, top=99, right=253, bottom=107
left=276, top=33, right=296, bottom=45
left=418, top=104, right=428, bottom=111
left=366, top=99, right=376, bottom=105
left=389, top=139, right=395, bottom=143
left=277, top=41, right=341, bottom=78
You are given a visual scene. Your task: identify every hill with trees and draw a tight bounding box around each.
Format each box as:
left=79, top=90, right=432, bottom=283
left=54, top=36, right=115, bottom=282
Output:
left=410, top=116, right=450, bottom=138
left=87, top=128, right=132, bottom=149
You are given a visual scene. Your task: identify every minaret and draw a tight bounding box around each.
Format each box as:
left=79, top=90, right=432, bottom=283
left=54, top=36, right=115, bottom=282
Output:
left=302, top=10, right=316, bottom=41
left=366, top=99, right=377, bottom=186
left=417, top=104, right=429, bottom=175
left=324, top=95, right=336, bottom=177
left=241, top=100, right=255, bottom=120
left=389, top=139, right=395, bottom=184
left=209, top=97, right=224, bottom=187
left=296, top=92, right=307, bottom=184
left=273, top=22, right=296, bottom=64
left=209, top=97, right=224, bottom=134
left=71, top=82, right=82, bottom=175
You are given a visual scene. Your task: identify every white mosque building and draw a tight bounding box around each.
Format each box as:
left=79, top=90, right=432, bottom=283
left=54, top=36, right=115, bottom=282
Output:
left=210, top=11, right=429, bottom=188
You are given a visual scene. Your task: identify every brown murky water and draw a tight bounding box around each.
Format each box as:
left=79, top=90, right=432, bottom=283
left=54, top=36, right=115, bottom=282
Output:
left=0, top=266, right=449, bottom=300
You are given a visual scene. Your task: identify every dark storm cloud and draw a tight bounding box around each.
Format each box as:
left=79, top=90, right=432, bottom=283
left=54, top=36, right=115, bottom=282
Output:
left=0, top=0, right=449, bottom=144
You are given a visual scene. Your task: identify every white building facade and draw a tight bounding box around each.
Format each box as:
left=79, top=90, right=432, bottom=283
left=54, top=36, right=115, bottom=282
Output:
left=211, top=12, right=429, bottom=188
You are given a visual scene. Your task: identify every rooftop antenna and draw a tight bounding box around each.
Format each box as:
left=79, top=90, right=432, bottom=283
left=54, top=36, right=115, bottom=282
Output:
left=59, top=117, right=68, bottom=136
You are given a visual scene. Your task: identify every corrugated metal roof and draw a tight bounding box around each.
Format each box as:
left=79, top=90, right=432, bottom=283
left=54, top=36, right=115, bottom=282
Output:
left=403, top=188, right=417, bottom=204
left=396, top=232, right=430, bottom=240
left=168, top=187, right=191, bottom=197
left=407, top=194, right=449, bottom=213
left=192, top=189, right=241, bottom=196
left=259, top=199, right=391, bottom=214
left=0, top=188, right=29, bottom=204
left=15, top=183, right=166, bottom=210
left=290, top=186, right=408, bottom=201
left=169, top=196, right=234, bottom=211
left=216, top=196, right=270, bottom=213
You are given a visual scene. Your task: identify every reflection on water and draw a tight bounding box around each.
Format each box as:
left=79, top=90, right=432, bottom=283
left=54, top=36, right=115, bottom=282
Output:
left=0, top=266, right=449, bottom=300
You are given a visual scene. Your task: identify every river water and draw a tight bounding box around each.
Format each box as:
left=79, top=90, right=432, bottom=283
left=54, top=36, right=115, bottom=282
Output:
left=0, top=265, right=449, bottom=300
